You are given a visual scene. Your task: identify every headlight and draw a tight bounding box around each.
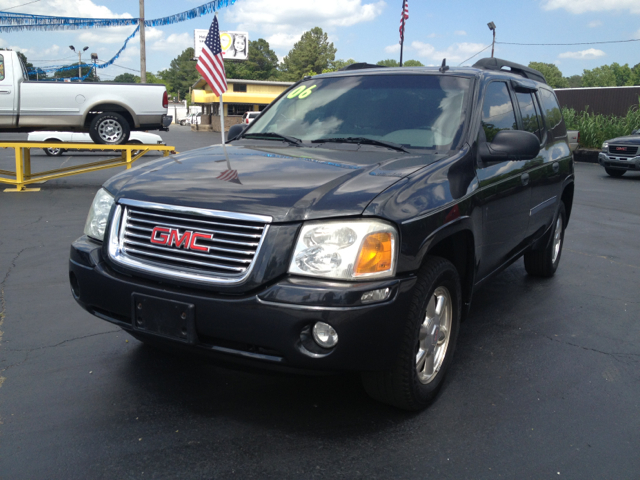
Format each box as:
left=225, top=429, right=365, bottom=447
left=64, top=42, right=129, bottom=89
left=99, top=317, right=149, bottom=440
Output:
left=289, top=220, right=397, bottom=280
left=84, top=188, right=115, bottom=241
left=602, top=142, right=608, bottom=150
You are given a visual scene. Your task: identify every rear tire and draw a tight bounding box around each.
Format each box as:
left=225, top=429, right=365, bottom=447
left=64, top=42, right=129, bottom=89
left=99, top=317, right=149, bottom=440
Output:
left=604, top=167, right=625, bottom=177
left=361, top=256, right=461, bottom=411
left=43, top=139, right=64, bottom=156
left=524, top=202, right=566, bottom=277
left=89, top=112, right=130, bottom=145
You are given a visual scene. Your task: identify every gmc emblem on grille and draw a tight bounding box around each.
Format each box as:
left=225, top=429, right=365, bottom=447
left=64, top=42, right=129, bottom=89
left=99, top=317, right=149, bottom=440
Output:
left=615, top=147, right=627, bottom=151
left=150, top=227, right=213, bottom=252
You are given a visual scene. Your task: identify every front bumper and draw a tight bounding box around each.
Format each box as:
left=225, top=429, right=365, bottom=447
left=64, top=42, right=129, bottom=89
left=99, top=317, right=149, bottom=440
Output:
left=69, top=236, right=416, bottom=373
left=598, top=152, right=640, bottom=171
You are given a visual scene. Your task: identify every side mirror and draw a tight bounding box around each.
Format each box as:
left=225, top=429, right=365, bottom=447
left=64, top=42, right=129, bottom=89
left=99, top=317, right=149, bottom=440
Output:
left=479, top=130, right=540, bottom=165
left=227, top=123, right=247, bottom=142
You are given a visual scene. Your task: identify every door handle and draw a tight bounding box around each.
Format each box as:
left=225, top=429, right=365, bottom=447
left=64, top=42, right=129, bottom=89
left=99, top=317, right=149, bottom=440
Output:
left=0, top=90, right=11, bottom=94
left=552, top=162, right=559, bottom=173
left=521, top=172, right=530, bottom=186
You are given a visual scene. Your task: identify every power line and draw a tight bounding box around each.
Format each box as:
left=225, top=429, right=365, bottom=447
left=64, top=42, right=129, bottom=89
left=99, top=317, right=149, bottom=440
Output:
left=2, top=0, right=41, bottom=11
left=497, top=39, right=640, bottom=46
left=458, top=44, right=492, bottom=66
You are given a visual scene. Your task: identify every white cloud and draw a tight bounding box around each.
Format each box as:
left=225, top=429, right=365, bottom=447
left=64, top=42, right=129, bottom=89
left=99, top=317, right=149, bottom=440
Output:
left=411, top=41, right=487, bottom=63
left=588, top=20, right=602, bottom=27
left=542, top=0, right=640, bottom=14
left=427, top=33, right=437, bottom=38
left=558, top=48, right=606, bottom=59
left=226, top=0, right=385, bottom=51
left=0, top=0, right=133, bottom=18
left=384, top=44, right=401, bottom=54
left=454, top=30, right=467, bottom=36
left=151, top=33, right=192, bottom=53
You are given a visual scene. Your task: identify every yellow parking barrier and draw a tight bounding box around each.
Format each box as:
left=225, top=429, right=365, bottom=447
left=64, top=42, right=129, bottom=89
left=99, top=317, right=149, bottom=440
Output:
left=0, top=141, right=177, bottom=192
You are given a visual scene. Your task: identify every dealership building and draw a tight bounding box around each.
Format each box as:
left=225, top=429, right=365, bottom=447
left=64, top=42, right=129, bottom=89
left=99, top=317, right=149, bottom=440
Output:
left=190, top=78, right=294, bottom=131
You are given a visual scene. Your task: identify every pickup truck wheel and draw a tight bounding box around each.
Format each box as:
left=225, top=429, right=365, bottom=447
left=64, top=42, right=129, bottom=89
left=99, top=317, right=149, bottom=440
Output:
left=604, top=167, right=625, bottom=178
left=361, top=256, right=461, bottom=411
left=89, top=112, right=131, bottom=145
left=524, top=202, right=566, bottom=277
left=43, top=140, right=64, bottom=156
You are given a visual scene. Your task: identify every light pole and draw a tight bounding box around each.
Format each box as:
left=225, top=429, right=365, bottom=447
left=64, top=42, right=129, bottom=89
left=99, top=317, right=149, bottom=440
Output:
left=91, top=53, right=98, bottom=80
left=487, top=22, right=496, bottom=58
left=69, top=45, right=89, bottom=80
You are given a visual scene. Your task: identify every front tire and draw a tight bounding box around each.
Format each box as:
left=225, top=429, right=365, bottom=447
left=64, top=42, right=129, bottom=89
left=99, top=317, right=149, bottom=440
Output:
left=604, top=167, right=625, bottom=177
left=524, top=202, right=566, bottom=277
left=89, top=112, right=130, bottom=145
left=361, top=256, right=461, bottom=411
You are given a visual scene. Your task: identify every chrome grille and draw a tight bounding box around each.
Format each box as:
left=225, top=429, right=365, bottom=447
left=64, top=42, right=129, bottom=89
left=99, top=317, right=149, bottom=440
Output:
left=608, top=145, right=638, bottom=157
left=108, top=199, right=271, bottom=285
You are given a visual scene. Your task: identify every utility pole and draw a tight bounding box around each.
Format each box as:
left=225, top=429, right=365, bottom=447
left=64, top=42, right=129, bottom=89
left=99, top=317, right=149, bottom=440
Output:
left=140, top=0, right=146, bottom=83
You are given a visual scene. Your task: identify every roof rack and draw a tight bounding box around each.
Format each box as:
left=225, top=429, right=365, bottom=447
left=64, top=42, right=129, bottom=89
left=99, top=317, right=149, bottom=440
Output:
left=472, top=58, right=547, bottom=85
left=339, top=62, right=385, bottom=71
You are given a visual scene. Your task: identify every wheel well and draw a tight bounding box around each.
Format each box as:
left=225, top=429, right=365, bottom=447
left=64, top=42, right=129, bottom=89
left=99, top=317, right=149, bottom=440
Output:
left=561, top=183, right=574, bottom=226
left=84, top=104, right=135, bottom=129
left=426, top=230, right=475, bottom=308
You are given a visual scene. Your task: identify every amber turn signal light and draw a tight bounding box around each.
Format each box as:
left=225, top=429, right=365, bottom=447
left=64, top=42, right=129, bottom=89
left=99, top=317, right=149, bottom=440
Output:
left=354, top=232, right=393, bottom=276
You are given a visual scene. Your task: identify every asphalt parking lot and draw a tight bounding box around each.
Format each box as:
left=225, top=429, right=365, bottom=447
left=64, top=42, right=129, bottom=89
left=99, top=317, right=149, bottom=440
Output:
left=1, top=127, right=639, bottom=479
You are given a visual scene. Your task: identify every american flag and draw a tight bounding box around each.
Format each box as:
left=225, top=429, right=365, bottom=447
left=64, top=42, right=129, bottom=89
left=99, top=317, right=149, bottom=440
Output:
left=196, top=15, right=228, bottom=97
left=399, top=0, right=409, bottom=43
left=216, top=169, right=239, bottom=182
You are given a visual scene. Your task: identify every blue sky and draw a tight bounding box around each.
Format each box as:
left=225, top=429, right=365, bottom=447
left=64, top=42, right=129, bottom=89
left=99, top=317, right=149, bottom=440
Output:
left=1, top=0, right=639, bottom=79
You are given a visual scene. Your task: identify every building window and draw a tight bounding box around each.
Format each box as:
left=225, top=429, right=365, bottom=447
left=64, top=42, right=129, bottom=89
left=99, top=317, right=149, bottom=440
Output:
left=233, top=83, right=247, bottom=92
left=227, top=104, right=254, bottom=116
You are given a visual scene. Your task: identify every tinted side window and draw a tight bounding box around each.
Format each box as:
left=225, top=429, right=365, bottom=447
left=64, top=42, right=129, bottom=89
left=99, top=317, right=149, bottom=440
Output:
left=481, top=82, right=517, bottom=142
left=0, top=54, right=4, bottom=81
left=516, top=92, right=543, bottom=142
left=539, top=88, right=567, bottom=139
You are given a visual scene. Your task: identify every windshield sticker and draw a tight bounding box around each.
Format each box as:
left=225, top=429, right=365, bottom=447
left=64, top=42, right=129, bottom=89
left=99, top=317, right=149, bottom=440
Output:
left=287, top=85, right=317, bottom=100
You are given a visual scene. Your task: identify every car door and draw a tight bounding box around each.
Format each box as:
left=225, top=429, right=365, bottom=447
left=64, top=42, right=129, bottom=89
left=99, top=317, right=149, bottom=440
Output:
left=475, top=80, right=532, bottom=280
left=0, top=52, right=17, bottom=127
left=525, top=87, right=571, bottom=239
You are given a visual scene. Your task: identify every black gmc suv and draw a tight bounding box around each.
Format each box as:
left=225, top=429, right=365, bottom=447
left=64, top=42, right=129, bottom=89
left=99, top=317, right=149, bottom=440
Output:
left=69, top=58, right=574, bottom=410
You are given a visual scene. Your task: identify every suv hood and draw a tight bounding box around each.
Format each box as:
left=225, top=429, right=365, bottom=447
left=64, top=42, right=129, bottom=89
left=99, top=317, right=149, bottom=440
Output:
left=606, top=134, right=640, bottom=145
left=104, top=143, right=445, bottom=223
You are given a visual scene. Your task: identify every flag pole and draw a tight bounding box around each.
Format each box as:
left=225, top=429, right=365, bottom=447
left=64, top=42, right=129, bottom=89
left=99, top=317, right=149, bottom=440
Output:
left=399, top=0, right=405, bottom=67
left=215, top=12, right=226, bottom=146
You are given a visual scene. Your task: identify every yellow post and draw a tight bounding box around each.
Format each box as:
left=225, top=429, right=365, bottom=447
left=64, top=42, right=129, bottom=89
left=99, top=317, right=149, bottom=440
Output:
left=125, top=147, right=133, bottom=169
left=4, top=146, right=40, bottom=192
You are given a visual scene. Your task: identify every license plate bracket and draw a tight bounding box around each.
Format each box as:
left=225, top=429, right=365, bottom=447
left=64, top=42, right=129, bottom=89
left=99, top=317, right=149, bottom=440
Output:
left=131, top=294, right=195, bottom=344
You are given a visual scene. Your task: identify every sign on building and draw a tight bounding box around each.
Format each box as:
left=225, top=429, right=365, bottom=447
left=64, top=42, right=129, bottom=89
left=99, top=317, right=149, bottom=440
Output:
left=194, top=29, right=249, bottom=61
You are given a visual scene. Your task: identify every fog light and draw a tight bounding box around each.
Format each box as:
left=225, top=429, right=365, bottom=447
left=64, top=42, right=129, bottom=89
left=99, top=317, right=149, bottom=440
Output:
left=361, top=287, right=391, bottom=304
left=312, top=322, right=338, bottom=348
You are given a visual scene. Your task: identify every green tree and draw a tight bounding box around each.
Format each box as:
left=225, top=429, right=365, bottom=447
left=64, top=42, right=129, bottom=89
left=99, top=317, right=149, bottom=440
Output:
left=159, top=47, right=200, bottom=100
left=582, top=65, right=616, bottom=87
left=225, top=38, right=280, bottom=80
left=322, top=58, right=357, bottom=73
left=8, top=51, right=47, bottom=80
left=633, top=63, right=640, bottom=85
left=610, top=62, right=634, bottom=86
left=113, top=72, right=140, bottom=83
left=280, top=27, right=337, bottom=80
left=377, top=59, right=399, bottom=67
left=403, top=59, right=424, bottom=67
left=53, top=62, right=99, bottom=82
left=566, top=75, right=582, bottom=88
left=528, top=62, right=568, bottom=89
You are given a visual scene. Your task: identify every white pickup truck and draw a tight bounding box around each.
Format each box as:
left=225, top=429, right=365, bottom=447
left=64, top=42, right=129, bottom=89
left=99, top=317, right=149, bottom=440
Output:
left=0, top=50, right=171, bottom=144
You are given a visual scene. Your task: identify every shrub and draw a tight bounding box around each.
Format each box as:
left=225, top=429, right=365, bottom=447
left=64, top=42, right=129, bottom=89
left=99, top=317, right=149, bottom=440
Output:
left=562, top=104, right=640, bottom=149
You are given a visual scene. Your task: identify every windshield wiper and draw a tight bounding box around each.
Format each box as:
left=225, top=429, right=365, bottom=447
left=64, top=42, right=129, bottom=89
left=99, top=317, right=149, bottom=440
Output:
left=242, top=132, right=302, bottom=145
left=311, top=137, right=410, bottom=153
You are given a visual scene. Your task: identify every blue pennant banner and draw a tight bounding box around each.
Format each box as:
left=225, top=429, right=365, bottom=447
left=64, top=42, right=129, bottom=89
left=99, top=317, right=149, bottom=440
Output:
left=0, top=0, right=235, bottom=32
left=29, top=26, right=140, bottom=76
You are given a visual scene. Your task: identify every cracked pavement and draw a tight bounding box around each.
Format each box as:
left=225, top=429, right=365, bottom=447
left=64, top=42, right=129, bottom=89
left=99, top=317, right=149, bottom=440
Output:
left=1, top=131, right=639, bottom=479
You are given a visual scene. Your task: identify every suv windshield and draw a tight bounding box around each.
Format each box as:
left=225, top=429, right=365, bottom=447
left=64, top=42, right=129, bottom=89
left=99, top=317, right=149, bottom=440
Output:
left=247, top=74, right=471, bottom=149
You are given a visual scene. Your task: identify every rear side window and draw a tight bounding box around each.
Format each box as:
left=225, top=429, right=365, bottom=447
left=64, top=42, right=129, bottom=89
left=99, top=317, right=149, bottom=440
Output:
left=538, top=88, right=567, bottom=139
left=0, top=54, right=4, bottom=81
left=516, top=92, right=543, bottom=142
left=481, top=82, right=517, bottom=142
